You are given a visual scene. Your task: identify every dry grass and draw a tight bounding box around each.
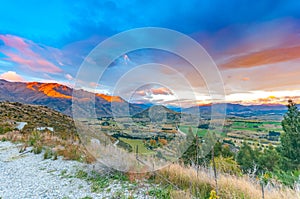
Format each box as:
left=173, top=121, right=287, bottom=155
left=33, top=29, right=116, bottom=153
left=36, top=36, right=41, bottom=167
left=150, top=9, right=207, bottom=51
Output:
left=2, top=130, right=299, bottom=198
left=156, top=163, right=299, bottom=199
left=1, top=130, right=96, bottom=163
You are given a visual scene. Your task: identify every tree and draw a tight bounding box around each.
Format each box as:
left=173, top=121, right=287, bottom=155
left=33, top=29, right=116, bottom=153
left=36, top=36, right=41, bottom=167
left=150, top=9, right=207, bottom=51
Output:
left=181, top=135, right=234, bottom=166
left=186, top=126, right=195, bottom=143
left=236, top=142, right=260, bottom=173
left=280, top=100, right=300, bottom=170
left=258, top=145, right=280, bottom=172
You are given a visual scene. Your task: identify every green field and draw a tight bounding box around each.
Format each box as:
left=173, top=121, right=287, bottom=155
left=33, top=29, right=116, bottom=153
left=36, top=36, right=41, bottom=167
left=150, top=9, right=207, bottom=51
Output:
left=229, top=120, right=282, bottom=133
left=179, top=125, right=212, bottom=137
left=119, top=138, right=154, bottom=154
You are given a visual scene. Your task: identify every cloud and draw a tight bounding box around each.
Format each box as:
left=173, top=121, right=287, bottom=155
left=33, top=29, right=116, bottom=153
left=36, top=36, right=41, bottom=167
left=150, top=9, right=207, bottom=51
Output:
left=65, top=73, right=73, bottom=81
left=221, top=45, right=300, bottom=69
left=0, top=71, right=25, bottom=82
left=134, top=86, right=173, bottom=97
left=241, top=77, right=250, bottom=81
left=151, top=87, right=173, bottom=95
left=0, top=34, right=62, bottom=73
left=227, top=92, right=300, bottom=105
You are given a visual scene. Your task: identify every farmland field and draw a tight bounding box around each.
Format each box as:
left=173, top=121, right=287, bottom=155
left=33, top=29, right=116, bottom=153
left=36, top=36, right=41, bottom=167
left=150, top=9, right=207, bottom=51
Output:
left=179, top=118, right=283, bottom=148
left=119, top=138, right=154, bottom=154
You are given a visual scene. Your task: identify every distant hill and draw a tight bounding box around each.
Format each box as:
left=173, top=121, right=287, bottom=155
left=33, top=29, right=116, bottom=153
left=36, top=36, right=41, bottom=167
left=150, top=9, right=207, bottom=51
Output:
left=0, top=79, right=144, bottom=117
left=183, top=103, right=289, bottom=120
left=133, top=105, right=181, bottom=123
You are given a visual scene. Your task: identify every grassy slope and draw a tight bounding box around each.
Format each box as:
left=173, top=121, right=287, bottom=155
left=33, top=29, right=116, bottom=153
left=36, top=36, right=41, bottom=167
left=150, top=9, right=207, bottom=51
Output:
left=0, top=101, right=76, bottom=136
left=0, top=101, right=95, bottom=162
left=119, top=137, right=154, bottom=154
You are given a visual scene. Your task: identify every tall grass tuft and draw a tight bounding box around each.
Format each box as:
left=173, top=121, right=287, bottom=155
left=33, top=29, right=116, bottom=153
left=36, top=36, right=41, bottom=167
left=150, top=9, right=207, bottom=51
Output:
left=155, top=163, right=299, bottom=199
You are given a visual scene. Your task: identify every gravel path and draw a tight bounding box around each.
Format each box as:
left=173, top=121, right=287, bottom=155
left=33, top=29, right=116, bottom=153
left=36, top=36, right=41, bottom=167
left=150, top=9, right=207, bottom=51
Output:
left=0, top=141, right=156, bottom=199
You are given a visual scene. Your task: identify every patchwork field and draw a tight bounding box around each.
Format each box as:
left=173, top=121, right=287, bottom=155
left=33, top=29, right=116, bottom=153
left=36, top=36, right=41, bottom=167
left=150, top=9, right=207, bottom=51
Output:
left=178, top=118, right=283, bottom=149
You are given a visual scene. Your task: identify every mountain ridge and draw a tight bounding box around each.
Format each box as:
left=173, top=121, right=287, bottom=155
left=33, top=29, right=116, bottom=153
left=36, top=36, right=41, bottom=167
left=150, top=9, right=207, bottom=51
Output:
left=0, top=79, right=295, bottom=119
left=0, top=79, right=143, bottom=116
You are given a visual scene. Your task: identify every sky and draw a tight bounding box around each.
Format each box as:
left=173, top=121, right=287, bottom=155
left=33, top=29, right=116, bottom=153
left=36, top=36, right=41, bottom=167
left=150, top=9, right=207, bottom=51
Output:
left=1, top=0, right=300, bottom=106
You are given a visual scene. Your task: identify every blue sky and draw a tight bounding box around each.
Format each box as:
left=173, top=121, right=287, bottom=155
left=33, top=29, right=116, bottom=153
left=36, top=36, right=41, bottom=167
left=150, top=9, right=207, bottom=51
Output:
left=1, top=0, right=300, bottom=105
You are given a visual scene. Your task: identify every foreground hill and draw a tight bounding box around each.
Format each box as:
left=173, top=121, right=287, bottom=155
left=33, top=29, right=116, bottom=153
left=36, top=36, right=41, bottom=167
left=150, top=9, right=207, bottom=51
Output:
left=0, top=101, right=76, bottom=135
left=0, top=101, right=97, bottom=162
left=0, top=79, right=143, bottom=116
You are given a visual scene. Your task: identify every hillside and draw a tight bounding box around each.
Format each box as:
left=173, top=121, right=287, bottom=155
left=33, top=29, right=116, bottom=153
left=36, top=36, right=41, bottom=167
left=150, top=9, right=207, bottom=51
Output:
left=133, top=105, right=181, bottom=123
left=183, top=103, right=290, bottom=120
left=0, top=79, right=144, bottom=117
left=0, top=101, right=96, bottom=162
left=0, top=101, right=76, bottom=135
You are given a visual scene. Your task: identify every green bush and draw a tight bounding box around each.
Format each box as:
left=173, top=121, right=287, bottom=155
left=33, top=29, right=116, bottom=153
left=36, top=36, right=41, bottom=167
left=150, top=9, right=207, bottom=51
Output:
left=148, top=187, right=171, bottom=199
left=32, top=145, right=42, bottom=154
left=273, top=170, right=300, bottom=187
left=28, top=131, right=41, bottom=146
left=44, top=148, right=53, bottom=159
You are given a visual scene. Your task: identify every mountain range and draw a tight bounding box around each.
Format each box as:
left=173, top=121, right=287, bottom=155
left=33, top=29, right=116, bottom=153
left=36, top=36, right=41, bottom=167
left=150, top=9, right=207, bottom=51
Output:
left=183, top=103, right=289, bottom=120
left=0, top=79, right=143, bottom=117
left=0, top=79, right=291, bottom=120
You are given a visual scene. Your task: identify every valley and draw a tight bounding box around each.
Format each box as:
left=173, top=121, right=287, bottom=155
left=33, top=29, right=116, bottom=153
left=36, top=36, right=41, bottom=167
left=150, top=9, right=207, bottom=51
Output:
left=0, top=80, right=299, bottom=199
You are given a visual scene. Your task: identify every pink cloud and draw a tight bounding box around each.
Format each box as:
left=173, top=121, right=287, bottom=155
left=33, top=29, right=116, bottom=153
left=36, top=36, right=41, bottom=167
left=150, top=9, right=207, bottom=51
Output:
left=65, top=74, right=73, bottom=81
left=221, top=45, right=300, bottom=69
left=135, top=87, right=173, bottom=96
left=0, top=34, right=62, bottom=74
left=151, top=87, right=173, bottom=95
left=0, top=71, right=25, bottom=82
left=0, top=35, right=29, bottom=49
left=4, top=52, right=61, bottom=73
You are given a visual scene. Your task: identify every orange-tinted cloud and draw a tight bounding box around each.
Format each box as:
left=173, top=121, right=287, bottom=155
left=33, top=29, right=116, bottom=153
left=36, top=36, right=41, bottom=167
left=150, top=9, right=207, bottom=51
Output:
left=221, top=45, right=300, bottom=69
left=135, top=87, right=173, bottom=96
left=243, top=95, right=300, bottom=105
left=241, top=77, right=250, bottom=81
left=151, top=87, right=173, bottom=95
left=0, top=71, right=25, bottom=82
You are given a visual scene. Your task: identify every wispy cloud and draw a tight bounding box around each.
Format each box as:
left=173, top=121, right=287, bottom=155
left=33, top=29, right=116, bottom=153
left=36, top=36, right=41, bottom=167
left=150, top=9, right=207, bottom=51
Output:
left=0, top=34, right=62, bottom=73
left=221, top=45, right=300, bottom=69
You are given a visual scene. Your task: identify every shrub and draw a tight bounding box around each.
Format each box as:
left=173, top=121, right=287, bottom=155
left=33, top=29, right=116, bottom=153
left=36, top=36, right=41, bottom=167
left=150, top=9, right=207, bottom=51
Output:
left=28, top=131, right=42, bottom=146
left=211, top=156, right=242, bottom=176
left=53, top=152, right=58, bottom=160
left=158, top=138, right=168, bottom=146
left=44, top=148, right=53, bottom=159
left=58, top=145, right=82, bottom=161
left=32, top=144, right=43, bottom=154
left=148, top=187, right=171, bottom=199
left=150, top=139, right=157, bottom=146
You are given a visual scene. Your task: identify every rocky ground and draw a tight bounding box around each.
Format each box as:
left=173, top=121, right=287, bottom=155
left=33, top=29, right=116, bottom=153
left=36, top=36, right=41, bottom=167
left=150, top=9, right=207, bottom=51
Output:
left=0, top=141, right=158, bottom=199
